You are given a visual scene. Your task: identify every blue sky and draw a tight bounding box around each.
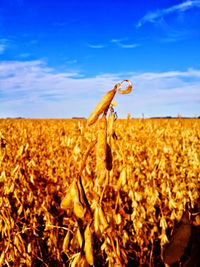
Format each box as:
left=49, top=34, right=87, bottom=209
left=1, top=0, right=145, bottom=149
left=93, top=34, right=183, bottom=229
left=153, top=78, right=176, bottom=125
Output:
left=0, top=0, right=200, bottom=118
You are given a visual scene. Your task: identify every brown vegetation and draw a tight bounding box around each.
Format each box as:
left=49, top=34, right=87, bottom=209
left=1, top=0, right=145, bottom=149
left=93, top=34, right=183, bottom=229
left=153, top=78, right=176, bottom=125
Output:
left=0, top=82, right=199, bottom=266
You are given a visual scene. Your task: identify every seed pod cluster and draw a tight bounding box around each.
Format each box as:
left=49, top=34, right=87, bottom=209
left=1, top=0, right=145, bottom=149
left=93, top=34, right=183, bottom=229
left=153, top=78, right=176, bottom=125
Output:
left=87, top=80, right=132, bottom=127
left=94, top=202, right=108, bottom=236
left=87, top=88, right=117, bottom=126
left=61, top=179, right=86, bottom=219
left=60, top=180, right=77, bottom=210
left=62, top=228, right=71, bottom=252
left=106, top=143, right=112, bottom=171
left=84, top=224, right=94, bottom=265
left=107, top=110, right=115, bottom=138
left=96, top=114, right=107, bottom=185
left=116, top=167, right=127, bottom=190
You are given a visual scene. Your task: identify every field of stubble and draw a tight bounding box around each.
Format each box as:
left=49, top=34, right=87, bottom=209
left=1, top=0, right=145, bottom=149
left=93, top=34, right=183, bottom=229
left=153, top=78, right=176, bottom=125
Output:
left=0, top=118, right=199, bottom=267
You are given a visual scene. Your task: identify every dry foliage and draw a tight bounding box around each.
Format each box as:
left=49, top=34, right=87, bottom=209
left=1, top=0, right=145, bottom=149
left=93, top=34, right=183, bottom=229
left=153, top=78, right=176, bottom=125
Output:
left=0, top=83, right=200, bottom=267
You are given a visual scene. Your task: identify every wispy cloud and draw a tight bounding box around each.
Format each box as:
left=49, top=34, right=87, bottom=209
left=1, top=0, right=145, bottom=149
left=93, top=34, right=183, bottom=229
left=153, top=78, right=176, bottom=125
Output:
left=0, top=39, right=8, bottom=54
left=110, top=39, right=139, bottom=48
left=87, top=39, right=139, bottom=49
left=0, top=44, right=6, bottom=54
left=66, top=59, right=78, bottom=64
left=0, top=60, right=200, bottom=118
left=136, top=0, right=200, bottom=28
left=17, top=53, right=32, bottom=58
left=160, top=29, right=192, bottom=42
left=134, top=68, right=200, bottom=80
left=87, top=43, right=106, bottom=49
left=118, top=44, right=139, bottom=48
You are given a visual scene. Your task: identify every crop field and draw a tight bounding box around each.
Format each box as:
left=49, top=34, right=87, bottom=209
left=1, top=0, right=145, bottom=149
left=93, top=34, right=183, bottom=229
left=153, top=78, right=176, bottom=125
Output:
left=0, top=116, right=199, bottom=267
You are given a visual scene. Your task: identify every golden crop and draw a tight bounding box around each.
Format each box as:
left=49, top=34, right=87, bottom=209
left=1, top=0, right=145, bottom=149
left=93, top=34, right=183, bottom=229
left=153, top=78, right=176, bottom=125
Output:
left=0, top=83, right=199, bottom=266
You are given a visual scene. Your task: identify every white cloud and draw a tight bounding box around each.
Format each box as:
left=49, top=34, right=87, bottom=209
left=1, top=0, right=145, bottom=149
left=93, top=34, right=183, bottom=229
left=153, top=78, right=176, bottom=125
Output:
left=18, top=53, right=32, bottom=58
left=0, top=44, right=6, bottom=54
left=66, top=59, right=78, bottom=64
left=110, top=39, right=139, bottom=48
left=110, top=39, right=123, bottom=43
left=87, top=39, right=139, bottom=50
left=133, top=68, right=200, bottom=80
left=0, top=39, right=8, bottom=54
left=136, top=0, right=200, bottom=28
left=118, top=44, right=139, bottom=49
left=0, top=60, right=200, bottom=118
left=87, top=43, right=106, bottom=49
left=160, top=29, right=192, bottom=43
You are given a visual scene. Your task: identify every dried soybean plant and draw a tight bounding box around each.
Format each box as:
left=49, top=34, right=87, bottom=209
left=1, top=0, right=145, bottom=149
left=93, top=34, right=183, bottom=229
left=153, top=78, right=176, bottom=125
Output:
left=60, top=80, right=133, bottom=266
left=88, top=80, right=132, bottom=187
left=1, top=117, right=199, bottom=266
